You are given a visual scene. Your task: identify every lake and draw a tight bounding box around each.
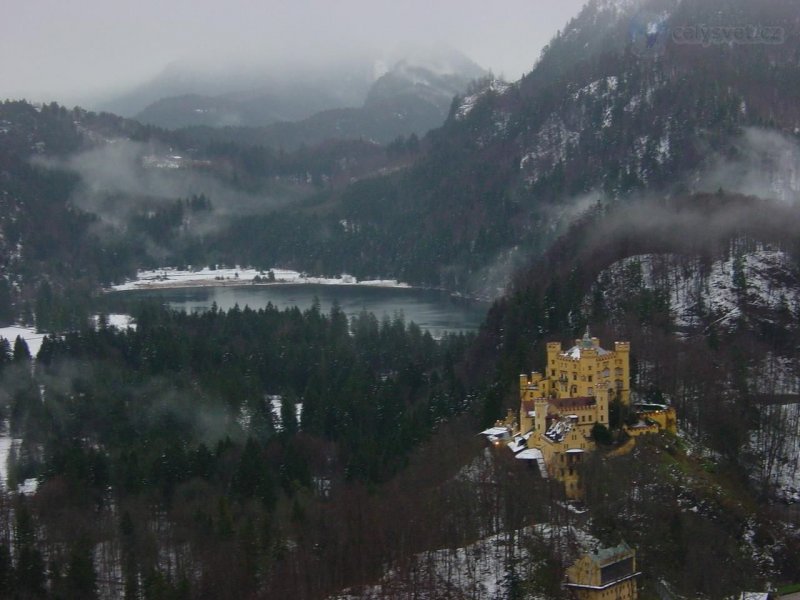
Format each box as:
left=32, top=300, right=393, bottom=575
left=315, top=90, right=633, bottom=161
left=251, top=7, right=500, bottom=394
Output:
left=109, top=284, right=489, bottom=337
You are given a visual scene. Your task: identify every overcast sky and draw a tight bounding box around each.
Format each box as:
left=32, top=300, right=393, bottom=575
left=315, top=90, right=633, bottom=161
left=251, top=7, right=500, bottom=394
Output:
left=1, top=0, right=588, bottom=106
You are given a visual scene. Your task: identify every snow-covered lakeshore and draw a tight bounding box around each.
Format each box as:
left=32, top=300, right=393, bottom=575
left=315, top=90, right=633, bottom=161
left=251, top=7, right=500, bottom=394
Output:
left=109, top=267, right=412, bottom=292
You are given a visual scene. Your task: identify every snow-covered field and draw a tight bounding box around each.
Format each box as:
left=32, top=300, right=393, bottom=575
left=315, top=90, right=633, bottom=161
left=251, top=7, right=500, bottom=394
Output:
left=109, top=267, right=411, bottom=292
left=0, top=325, right=45, bottom=357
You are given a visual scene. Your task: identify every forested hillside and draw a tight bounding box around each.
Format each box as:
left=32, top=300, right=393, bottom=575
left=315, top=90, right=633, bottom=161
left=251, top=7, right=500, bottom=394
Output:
left=0, top=302, right=470, bottom=598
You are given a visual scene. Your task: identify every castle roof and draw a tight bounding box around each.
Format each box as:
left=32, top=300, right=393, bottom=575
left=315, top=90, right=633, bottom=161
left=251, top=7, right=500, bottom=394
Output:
left=544, top=417, right=574, bottom=442
left=561, top=327, right=611, bottom=359
left=562, top=344, right=611, bottom=359
left=587, top=541, right=634, bottom=567
left=515, top=448, right=548, bottom=478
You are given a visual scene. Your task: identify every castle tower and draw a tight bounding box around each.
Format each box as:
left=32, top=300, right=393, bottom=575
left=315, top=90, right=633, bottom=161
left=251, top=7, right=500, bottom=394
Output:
left=534, top=398, right=549, bottom=438
left=614, top=341, right=631, bottom=405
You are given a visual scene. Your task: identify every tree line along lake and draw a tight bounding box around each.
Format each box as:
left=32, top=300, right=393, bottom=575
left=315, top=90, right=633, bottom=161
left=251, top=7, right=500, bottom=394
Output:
left=107, top=283, right=490, bottom=338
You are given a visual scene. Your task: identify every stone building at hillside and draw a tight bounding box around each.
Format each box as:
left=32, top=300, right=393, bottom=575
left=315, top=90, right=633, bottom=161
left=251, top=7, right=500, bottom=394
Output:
left=564, top=541, right=640, bottom=599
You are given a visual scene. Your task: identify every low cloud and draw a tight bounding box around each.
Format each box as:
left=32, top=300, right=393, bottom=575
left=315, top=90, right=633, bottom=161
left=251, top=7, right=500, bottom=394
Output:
left=34, top=139, right=293, bottom=234
left=697, top=127, right=800, bottom=203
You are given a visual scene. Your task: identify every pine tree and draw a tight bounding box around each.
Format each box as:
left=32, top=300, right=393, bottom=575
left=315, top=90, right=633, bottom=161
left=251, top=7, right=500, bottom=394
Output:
left=63, top=538, right=99, bottom=599
left=13, top=335, right=31, bottom=362
left=0, top=543, right=14, bottom=596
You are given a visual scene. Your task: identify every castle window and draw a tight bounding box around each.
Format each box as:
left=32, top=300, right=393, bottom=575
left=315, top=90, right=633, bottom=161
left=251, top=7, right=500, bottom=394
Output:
left=551, top=369, right=555, bottom=377
left=588, top=375, right=593, bottom=382
left=573, top=373, right=577, bottom=380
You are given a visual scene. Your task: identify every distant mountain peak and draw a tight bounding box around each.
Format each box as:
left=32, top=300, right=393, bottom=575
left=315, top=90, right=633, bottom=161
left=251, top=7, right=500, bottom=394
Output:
left=591, top=0, right=646, bottom=14
left=387, top=43, right=486, bottom=79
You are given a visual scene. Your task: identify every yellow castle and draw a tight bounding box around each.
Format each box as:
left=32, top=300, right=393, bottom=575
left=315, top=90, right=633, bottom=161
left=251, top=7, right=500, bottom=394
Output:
left=517, top=330, right=631, bottom=435
left=483, top=329, right=676, bottom=499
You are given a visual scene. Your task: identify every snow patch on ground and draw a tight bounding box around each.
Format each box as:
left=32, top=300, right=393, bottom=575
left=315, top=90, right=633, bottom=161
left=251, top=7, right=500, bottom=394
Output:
left=0, top=420, right=37, bottom=495
left=455, top=80, right=511, bottom=121
left=571, top=76, right=619, bottom=101
left=0, top=325, right=45, bottom=357
left=17, top=478, right=38, bottom=495
left=0, top=420, right=14, bottom=489
left=750, top=402, right=800, bottom=503
left=109, top=267, right=411, bottom=292
left=520, top=114, right=579, bottom=185
left=93, top=314, right=136, bottom=330
left=594, top=248, right=800, bottom=331
left=751, top=354, right=799, bottom=396
left=331, top=524, right=597, bottom=600
left=594, top=0, right=643, bottom=14
left=267, top=395, right=303, bottom=432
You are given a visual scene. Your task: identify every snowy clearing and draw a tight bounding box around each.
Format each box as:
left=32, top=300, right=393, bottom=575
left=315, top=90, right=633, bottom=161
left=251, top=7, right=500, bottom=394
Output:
left=0, top=325, right=45, bottom=357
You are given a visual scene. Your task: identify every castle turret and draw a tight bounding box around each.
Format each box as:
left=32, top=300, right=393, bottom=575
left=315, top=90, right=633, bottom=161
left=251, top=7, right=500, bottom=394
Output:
left=613, top=341, right=631, bottom=404
left=534, top=398, right=549, bottom=438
